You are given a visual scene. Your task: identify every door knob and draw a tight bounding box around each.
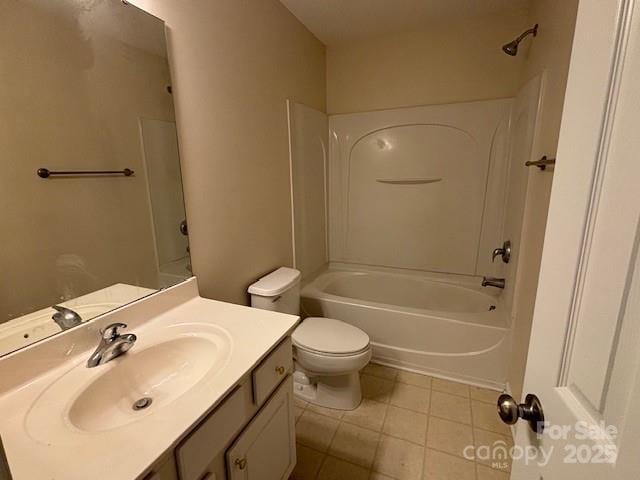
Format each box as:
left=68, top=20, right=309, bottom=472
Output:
left=492, top=240, right=511, bottom=263
left=179, top=219, right=188, bottom=236
left=497, top=393, right=545, bottom=433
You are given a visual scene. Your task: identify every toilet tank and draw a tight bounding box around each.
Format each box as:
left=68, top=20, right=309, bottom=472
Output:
left=248, top=267, right=301, bottom=315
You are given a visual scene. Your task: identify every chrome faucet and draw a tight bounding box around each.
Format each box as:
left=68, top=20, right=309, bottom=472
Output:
left=52, top=305, right=83, bottom=330
left=87, top=323, right=136, bottom=368
left=482, top=277, right=506, bottom=289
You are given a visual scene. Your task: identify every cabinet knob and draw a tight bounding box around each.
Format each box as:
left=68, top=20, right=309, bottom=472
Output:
left=234, top=458, right=247, bottom=470
left=275, top=366, right=285, bottom=375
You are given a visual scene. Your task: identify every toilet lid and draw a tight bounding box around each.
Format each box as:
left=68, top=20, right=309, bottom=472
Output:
left=292, top=317, right=370, bottom=355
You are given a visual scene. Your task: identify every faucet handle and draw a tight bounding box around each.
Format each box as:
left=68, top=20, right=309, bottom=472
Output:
left=101, top=323, right=127, bottom=340
left=491, top=240, right=511, bottom=263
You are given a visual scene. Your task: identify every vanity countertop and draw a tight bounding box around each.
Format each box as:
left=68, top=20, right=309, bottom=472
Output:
left=0, top=279, right=299, bottom=480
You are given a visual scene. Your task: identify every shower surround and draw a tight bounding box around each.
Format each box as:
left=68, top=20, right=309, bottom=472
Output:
left=328, top=98, right=512, bottom=278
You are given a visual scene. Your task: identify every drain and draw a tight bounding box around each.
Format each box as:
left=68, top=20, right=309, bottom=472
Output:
left=132, top=397, right=153, bottom=411
left=489, top=305, right=497, bottom=311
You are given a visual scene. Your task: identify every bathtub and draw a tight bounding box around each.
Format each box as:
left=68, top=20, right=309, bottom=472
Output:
left=301, top=266, right=508, bottom=389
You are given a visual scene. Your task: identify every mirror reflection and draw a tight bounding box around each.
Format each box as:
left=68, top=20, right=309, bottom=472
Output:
left=0, top=0, right=190, bottom=356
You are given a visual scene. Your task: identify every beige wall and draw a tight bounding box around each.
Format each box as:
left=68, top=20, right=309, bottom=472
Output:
left=130, top=0, right=326, bottom=305
left=508, top=0, right=579, bottom=399
left=0, top=0, right=171, bottom=321
left=326, top=12, right=528, bottom=114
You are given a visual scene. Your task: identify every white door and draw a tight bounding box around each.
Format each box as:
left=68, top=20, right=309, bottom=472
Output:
left=510, top=0, right=640, bottom=478
left=226, top=377, right=296, bottom=480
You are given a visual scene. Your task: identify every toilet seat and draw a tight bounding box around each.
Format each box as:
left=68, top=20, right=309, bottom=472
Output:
left=292, top=317, right=370, bottom=356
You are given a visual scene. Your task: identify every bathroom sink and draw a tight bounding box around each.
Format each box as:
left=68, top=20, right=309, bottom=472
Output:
left=69, top=337, right=218, bottom=432
left=25, top=323, right=232, bottom=441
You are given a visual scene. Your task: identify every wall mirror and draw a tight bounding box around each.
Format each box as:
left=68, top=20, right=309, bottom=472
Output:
left=0, top=0, right=190, bottom=357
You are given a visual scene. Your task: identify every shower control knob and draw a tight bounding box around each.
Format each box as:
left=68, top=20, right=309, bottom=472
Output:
left=492, top=240, right=511, bottom=263
left=497, top=393, right=545, bottom=433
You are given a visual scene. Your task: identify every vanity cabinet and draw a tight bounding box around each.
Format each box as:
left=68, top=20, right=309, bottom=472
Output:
left=143, top=338, right=296, bottom=480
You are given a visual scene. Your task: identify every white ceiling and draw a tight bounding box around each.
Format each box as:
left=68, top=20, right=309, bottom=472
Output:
left=279, top=0, right=531, bottom=46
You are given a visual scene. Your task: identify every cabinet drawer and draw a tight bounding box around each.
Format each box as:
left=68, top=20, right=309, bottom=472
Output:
left=176, top=384, right=247, bottom=480
left=252, top=338, right=292, bottom=406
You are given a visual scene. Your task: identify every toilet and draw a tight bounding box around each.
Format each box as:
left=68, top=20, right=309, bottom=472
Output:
left=248, top=267, right=372, bottom=410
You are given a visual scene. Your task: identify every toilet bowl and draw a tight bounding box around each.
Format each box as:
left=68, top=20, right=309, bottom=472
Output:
left=248, top=268, right=371, bottom=410
left=291, top=317, right=371, bottom=409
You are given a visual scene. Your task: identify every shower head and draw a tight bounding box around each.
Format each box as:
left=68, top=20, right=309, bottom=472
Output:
left=502, top=40, right=520, bottom=56
left=502, top=24, right=538, bottom=56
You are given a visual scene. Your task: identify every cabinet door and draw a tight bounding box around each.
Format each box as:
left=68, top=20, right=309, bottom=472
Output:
left=226, top=376, right=296, bottom=480
left=176, top=384, right=248, bottom=480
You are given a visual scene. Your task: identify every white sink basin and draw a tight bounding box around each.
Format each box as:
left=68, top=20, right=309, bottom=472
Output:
left=25, top=323, right=232, bottom=441
left=69, top=337, right=218, bottom=432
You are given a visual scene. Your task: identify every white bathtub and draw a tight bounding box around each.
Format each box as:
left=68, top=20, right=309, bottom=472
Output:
left=301, top=266, right=508, bottom=389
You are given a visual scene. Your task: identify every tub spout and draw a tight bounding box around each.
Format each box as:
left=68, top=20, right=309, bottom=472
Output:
left=482, top=277, right=505, bottom=289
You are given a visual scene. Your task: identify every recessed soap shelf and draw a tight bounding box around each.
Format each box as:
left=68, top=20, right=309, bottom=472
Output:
left=376, top=178, right=443, bottom=185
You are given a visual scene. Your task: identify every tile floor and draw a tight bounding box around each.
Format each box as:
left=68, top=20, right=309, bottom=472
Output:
left=291, top=363, right=512, bottom=480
